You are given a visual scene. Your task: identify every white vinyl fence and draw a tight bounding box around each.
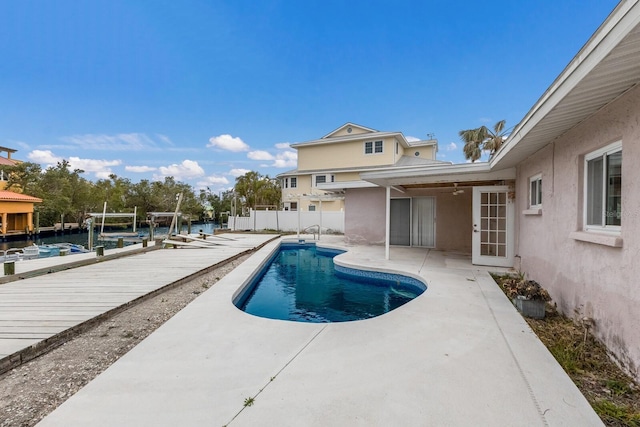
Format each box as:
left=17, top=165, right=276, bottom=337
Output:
left=228, top=209, right=344, bottom=233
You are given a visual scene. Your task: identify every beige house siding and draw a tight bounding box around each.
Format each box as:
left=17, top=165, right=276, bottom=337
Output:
left=296, top=137, right=400, bottom=170
left=515, top=84, right=640, bottom=380
left=334, top=172, right=361, bottom=181
left=282, top=174, right=344, bottom=212
left=402, top=144, right=436, bottom=160
left=282, top=124, right=438, bottom=214
left=329, top=124, right=373, bottom=137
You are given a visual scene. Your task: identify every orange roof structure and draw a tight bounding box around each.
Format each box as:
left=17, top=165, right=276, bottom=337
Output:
left=0, top=157, right=17, bottom=166
left=0, top=190, right=42, bottom=203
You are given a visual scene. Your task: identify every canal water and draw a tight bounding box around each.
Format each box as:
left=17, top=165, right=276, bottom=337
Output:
left=0, top=223, right=222, bottom=252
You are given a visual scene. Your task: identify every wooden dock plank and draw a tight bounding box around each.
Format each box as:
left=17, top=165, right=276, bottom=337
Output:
left=0, top=234, right=277, bottom=368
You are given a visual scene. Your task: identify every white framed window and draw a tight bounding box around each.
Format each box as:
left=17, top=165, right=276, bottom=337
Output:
left=283, top=178, right=289, bottom=189
left=290, top=177, right=297, bottom=188
left=529, top=174, right=542, bottom=209
left=364, top=140, right=383, bottom=154
left=584, top=141, right=622, bottom=232
left=290, top=202, right=297, bottom=211
left=313, top=174, right=334, bottom=187
left=308, top=205, right=316, bottom=212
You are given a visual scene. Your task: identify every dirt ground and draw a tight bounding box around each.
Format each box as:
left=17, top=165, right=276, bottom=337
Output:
left=0, top=255, right=249, bottom=427
left=526, top=309, right=640, bottom=427
left=492, top=274, right=640, bottom=427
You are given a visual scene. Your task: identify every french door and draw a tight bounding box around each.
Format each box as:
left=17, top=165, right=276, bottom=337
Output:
left=472, top=186, right=514, bottom=267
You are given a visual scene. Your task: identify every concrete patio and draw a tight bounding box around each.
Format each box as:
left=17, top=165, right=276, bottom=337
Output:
left=37, top=236, right=603, bottom=426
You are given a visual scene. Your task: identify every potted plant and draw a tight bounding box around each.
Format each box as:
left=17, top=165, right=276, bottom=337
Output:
left=500, top=273, right=551, bottom=319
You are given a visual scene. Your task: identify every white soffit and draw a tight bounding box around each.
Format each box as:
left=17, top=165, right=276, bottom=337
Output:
left=492, top=0, right=640, bottom=169
left=317, top=180, right=378, bottom=191
left=361, top=163, right=516, bottom=187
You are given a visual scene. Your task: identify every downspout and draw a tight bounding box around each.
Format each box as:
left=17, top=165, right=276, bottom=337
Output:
left=385, top=186, right=390, bottom=260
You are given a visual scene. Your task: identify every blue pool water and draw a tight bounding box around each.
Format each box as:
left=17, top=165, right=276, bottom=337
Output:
left=235, top=243, right=426, bottom=323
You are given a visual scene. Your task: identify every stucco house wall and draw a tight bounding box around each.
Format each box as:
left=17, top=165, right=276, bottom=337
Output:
left=434, top=190, right=472, bottom=252
left=344, top=187, right=472, bottom=252
left=344, top=187, right=386, bottom=244
left=515, top=84, right=640, bottom=379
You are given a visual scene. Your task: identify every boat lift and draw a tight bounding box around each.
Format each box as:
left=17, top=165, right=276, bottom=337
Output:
left=85, top=203, right=138, bottom=250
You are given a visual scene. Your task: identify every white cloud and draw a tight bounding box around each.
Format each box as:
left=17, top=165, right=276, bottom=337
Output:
left=125, top=165, right=157, bottom=173
left=271, top=150, right=297, bottom=168
left=60, top=133, right=156, bottom=150
left=447, top=142, right=457, bottom=151
left=95, top=171, right=113, bottom=179
left=274, top=142, right=291, bottom=149
left=229, top=168, right=251, bottom=177
left=28, top=150, right=63, bottom=165
left=8, top=139, right=31, bottom=150
left=247, top=150, right=275, bottom=161
left=68, top=157, right=121, bottom=172
left=406, top=136, right=420, bottom=142
left=28, top=150, right=122, bottom=178
left=200, top=175, right=230, bottom=186
left=155, top=159, right=205, bottom=181
left=156, top=134, right=174, bottom=146
left=207, top=134, right=249, bottom=152
left=209, top=176, right=230, bottom=185
left=247, top=147, right=297, bottom=168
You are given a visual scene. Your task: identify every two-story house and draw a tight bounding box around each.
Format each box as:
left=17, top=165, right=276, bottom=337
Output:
left=278, top=123, right=444, bottom=212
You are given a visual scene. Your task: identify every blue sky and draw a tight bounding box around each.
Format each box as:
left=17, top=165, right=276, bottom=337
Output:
left=0, top=0, right=620, bottom=193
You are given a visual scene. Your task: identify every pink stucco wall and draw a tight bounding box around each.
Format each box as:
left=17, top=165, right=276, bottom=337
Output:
left=344, top=187, right=386, bottom=245
left=515, top=84, right=640, bottom=381
left=344, top=187, right=472, bottom=252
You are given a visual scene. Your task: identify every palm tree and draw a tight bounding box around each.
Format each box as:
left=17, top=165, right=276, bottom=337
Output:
left=234, top=171, right=281, bottom=213
left=459, top=120, right=507, bottom=162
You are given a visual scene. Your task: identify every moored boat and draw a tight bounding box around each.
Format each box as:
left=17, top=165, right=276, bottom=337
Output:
left=21, top=245, right=40, bottom=260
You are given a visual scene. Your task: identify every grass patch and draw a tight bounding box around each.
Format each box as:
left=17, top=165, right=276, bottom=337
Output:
left=492, top=274, right=640, bottom=426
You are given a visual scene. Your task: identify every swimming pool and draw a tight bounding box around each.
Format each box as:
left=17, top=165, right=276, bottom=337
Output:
left=234, top=242, right=427, bottom=323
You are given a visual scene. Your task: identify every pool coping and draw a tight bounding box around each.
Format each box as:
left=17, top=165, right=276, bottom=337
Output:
left=233, top=239, right=427, bottom=322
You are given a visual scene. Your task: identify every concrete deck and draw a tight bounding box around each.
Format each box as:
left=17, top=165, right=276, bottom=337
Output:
left=0, top=234, right=277, bottom=367
left=36, top=236, right=603, bottom=426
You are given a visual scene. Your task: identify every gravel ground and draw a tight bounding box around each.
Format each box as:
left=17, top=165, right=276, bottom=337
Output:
left=0, top=254, right=249, bottom=427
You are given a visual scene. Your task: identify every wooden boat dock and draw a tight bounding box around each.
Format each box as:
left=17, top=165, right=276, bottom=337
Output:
left=0, top=233, right=278, bottom=373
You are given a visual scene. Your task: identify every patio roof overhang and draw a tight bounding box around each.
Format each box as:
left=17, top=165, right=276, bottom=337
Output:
left=360, top=163, right=516, bottom=190
left=490, top=1, right=640, bottom=169
left=317, top=180, right=378, bottom=192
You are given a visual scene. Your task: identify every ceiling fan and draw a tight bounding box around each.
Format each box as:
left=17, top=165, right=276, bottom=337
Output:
left=453, top=183, right=464, bottom=196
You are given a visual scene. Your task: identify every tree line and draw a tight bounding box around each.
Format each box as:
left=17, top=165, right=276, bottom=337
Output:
left=4, top=161, right=281, bottom=227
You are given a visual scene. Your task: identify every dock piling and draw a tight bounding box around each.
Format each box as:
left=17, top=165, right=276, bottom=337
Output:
left=4, top=261, right=15, bottom=275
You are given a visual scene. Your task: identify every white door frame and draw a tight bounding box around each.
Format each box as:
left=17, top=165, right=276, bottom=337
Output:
left=472, top=186, right=515, bottom=267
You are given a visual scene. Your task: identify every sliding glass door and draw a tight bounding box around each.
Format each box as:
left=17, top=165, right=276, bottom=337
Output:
left=390, top=198, right=410, bottom=246
left=412, top=197, right=435, bottom=247
left=390, top=197, right=435, bottom=247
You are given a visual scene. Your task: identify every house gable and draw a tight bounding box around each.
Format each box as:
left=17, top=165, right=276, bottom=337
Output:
left=322, top=123, right=378, bottom=139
